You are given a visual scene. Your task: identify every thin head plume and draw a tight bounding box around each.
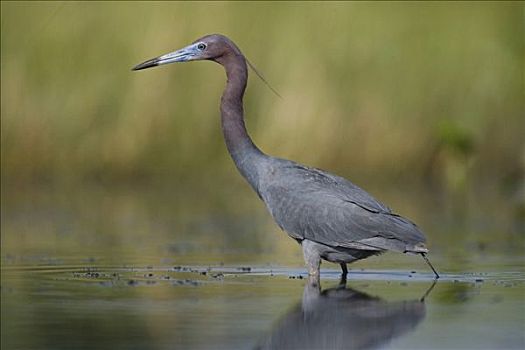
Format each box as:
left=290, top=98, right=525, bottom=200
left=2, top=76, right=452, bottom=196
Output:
left=246, top=58, right=282, bottom=99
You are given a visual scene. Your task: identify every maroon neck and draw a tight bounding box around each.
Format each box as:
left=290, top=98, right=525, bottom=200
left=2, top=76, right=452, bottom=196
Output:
left=217, top=52, right=264, bottom=188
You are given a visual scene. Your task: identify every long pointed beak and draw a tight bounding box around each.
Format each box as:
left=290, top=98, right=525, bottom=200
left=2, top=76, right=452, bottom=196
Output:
left=132, top=43, right=201, bottom=71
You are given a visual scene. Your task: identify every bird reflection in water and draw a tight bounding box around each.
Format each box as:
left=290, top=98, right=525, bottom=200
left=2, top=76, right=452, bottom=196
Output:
left=256, top=277, right=435, bottom=350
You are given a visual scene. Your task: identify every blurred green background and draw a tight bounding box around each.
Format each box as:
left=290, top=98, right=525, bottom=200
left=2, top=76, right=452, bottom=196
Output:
left=1, top=1, right=524, bottom=264
left=2, top=4, right=525, bottom=350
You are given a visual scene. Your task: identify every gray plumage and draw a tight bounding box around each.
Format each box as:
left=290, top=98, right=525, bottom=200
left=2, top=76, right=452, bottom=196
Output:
left=258, top=158, right=427, bottom=253
left=133, top=34, right=439, bottom=280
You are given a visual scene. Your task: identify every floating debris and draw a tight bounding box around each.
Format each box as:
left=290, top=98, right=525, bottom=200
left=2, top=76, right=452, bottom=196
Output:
left=288, top=275, right=303, bottom=279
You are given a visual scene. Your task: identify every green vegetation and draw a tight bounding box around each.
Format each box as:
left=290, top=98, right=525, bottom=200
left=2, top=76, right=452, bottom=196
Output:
left=1, top=3, right=523, bottom=259
left=1, top=2, right=522, bottom=187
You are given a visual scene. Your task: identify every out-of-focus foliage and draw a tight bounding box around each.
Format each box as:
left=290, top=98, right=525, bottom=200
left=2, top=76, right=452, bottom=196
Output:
left=1, top=2, right=522, bottom=190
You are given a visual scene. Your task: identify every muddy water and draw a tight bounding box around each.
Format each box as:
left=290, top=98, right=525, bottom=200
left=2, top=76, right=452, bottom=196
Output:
left=2, top=186, right=524, bottom=349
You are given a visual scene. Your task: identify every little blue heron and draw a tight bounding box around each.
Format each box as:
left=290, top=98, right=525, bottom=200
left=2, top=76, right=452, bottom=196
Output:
left=133, top=34, right=439, bottom=281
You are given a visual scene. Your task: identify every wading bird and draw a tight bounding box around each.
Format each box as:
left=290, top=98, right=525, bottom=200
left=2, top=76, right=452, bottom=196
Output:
left=133, top=34, right=439, bottom=282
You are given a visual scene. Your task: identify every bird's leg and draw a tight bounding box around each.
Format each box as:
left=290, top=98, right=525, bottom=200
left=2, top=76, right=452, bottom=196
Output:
left=306, top=274, right=320, bottom=289
left=302, top=240, right=321, bottom=287
left=340, top=262, right=348, bottom=276
left=338, top=262, right=348, bottom=287
left=420, top=253, right=440, bottom=279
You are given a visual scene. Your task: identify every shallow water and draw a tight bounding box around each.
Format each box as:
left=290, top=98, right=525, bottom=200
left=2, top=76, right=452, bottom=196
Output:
left=2, top=185, right=524, bottom=349
left=2, top=264, right=524, bottom=350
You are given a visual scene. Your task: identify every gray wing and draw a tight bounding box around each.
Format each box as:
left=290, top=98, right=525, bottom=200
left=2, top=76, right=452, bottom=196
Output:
left=260, top=161, right=427, bottom=253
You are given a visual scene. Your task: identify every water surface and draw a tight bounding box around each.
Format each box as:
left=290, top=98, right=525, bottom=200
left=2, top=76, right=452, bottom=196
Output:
left=2, top=185, right=524, bottom=349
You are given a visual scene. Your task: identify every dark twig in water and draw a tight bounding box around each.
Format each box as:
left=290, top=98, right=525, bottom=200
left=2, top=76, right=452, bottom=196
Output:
left=421, top=253, right=440, bottom=279
left=420, top=279, right=438, bottom=302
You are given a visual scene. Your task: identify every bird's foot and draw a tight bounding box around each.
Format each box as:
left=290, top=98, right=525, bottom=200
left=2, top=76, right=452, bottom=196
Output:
left=337, top=274, right=347, bottom=289
left=307, top=270, right=320, bottom=288
left=338, top=262, right=348, bottom=288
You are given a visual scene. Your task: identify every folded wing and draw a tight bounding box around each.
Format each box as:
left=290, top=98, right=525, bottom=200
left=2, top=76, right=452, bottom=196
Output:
left=260, top=162, right=427, bottom=253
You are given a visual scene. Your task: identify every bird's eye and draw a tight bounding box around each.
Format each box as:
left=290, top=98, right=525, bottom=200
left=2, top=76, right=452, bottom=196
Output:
left=197, top=43, right=206, bottom=51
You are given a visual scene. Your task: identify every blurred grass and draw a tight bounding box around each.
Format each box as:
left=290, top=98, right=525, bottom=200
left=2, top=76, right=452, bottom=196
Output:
left=1, top=2, right=523, bottom=195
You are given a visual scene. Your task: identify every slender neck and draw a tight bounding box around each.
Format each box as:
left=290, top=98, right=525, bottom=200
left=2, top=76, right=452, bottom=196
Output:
left=217, top=52, right=264, bottom=189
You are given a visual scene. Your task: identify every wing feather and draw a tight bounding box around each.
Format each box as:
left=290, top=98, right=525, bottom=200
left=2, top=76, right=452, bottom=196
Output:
left=260, top=161, right=426, bottom=252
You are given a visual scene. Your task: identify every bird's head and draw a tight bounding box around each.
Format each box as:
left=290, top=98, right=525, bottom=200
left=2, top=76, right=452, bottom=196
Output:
left=132, top=34, right=242, bottom=71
